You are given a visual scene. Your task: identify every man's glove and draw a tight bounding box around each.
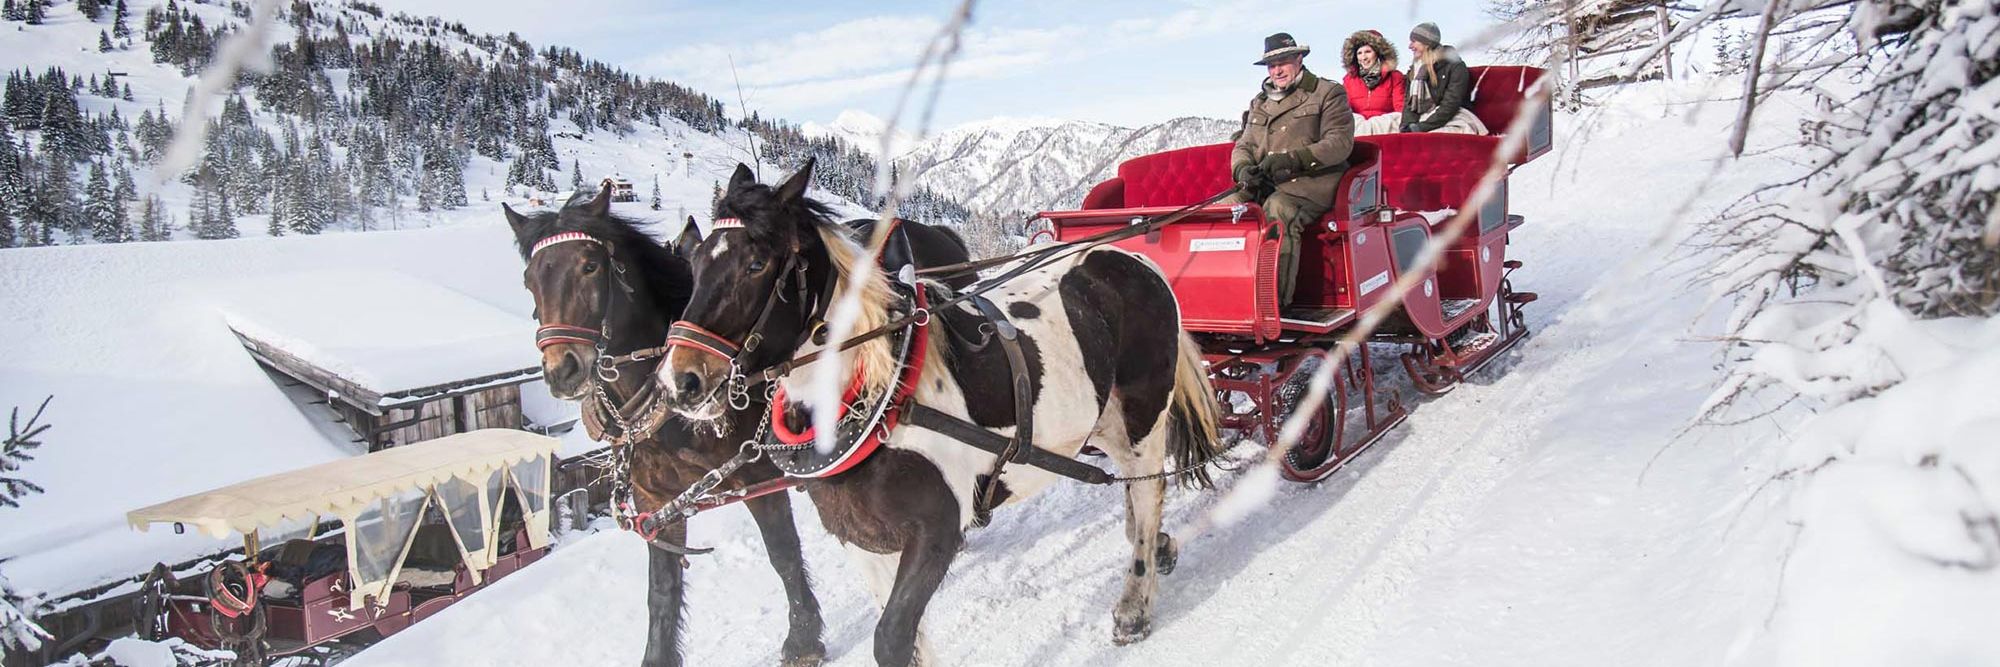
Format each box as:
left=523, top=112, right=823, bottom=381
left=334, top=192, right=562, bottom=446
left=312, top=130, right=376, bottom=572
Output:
left=1258, top=150, right=1305, bottom=183
left=1232, top=162, right=1271, bottom=194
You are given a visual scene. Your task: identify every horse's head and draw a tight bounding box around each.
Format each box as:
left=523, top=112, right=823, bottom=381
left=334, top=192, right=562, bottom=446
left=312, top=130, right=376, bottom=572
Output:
left=506, top=183, right=692, bottom=400
left=657, top=159, right=846, bottom=420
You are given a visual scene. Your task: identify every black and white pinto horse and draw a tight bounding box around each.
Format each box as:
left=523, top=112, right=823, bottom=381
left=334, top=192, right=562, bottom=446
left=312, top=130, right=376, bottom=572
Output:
left=503, top=182, right=969, bottom=667
left=658, top=161, right=1222, bottom=666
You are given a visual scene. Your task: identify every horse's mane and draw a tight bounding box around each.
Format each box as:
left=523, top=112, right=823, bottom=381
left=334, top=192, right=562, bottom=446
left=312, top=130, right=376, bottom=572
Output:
left=512, top=206, right=694, bottom=319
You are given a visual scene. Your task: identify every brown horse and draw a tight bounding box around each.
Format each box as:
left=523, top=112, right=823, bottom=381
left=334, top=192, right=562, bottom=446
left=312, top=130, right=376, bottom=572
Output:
left=505, top=179, right=970, bottom=666
left=657, top=161, right=1223, bottom=666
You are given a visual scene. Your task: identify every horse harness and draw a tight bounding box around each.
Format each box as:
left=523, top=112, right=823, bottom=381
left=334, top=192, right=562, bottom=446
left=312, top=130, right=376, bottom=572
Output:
left=571, top=192, right=1243, bottom=546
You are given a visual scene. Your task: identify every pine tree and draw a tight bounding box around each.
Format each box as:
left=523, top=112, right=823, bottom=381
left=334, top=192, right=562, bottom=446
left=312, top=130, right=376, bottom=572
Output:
left=24, top=0, right=43, bottom=25
left=38, top=160, right=78, bottom=239
left=650, top=173, right=662, bottom=210
left=711, top=181, right=723, bottom=213
left=570, top=158, right=583, bottom=190
left=99, top=31, right=114, bottom=53
left=3, top=0, right=21, bottom=22
left=120, top=82, right=132, bottom=101
left=110, top=159, right=132, bottom=240
left=137, top=194, right=165, bottom=241
left=83, top=160, right=123, bottom=242
left=0, top=121, right=21, bottom=247
left=77, top=0, right=101, bottom=21
left=37, top=83, right=84, bottom=163
left=112, top=0, right=130, bottom=38
left=2, top=396, right=53, bottom=510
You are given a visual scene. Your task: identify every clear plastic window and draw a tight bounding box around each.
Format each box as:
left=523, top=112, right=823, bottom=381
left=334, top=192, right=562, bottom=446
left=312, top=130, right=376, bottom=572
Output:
left=434, top=476, right=490, bottom=574
left=345, top=486, right=430, bottom=609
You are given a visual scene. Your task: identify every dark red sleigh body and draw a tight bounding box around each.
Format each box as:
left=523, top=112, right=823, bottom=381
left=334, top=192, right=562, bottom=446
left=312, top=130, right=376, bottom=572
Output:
left=1039, top=66, right=1551, bottom=481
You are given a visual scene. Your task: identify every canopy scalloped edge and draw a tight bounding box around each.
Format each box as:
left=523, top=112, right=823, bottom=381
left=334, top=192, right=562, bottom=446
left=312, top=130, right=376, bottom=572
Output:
left=126, top=429, right=561, bottom=539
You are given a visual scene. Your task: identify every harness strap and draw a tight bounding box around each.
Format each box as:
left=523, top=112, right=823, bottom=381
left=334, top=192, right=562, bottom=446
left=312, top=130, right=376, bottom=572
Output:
left=969, top=295, right=1036, bottom=526
left=756, top=186, right=1240, bottom=383
left=536, top=324, right=605, bottom=350
left=903, top=403, right=1111, bottom=485
left=664, top=322, right=741, bottom=361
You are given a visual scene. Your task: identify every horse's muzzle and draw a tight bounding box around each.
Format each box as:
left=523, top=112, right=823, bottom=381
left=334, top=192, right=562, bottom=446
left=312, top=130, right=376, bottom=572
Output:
left=542, top=346, right=590, bottom=400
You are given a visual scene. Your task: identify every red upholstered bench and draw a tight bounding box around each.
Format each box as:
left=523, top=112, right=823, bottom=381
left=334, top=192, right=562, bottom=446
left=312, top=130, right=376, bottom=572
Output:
left=1360, top=65, right=1551, bottom=212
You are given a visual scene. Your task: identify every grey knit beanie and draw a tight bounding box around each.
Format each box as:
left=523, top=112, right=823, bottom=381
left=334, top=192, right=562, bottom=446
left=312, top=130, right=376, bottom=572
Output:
left=1411, top=22, right=1442, bottom=48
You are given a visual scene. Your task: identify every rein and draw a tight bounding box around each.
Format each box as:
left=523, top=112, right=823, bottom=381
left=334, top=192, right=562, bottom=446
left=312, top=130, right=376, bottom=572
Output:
left=747, top=186, right=1242, bottom=385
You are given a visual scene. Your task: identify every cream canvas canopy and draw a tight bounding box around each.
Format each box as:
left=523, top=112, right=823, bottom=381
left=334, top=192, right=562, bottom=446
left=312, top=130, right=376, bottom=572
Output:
left=128, top=429, right=559, bottom=609
left=128, top=429, right=557, bottom=537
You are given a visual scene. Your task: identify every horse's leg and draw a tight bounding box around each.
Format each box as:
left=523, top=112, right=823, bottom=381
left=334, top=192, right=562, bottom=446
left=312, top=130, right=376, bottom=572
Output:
left=641, top=522, right=689, bottom=667
left=745, top=491, right=827, bottom=667
left=873, top=526, right=961, bottom=667
left=843, top=545, right=940, bottom=665
left=1093, top=398, right=1170, bottom=645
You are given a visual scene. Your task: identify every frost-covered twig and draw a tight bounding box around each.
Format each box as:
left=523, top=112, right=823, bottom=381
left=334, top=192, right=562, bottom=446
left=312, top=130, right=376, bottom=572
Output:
left=1, top=396, right=53, bottom=510
left=1200, top=72, right=1557, bottom=530
left=154, top=0, right=281, bottom=183
left=804, top=0, right=977, bottom=452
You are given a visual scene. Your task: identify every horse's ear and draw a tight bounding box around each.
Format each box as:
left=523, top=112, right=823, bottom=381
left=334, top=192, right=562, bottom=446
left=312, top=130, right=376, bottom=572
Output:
left=728, top=163, right=756, bottom=194
left=674, top=216, right=702, bottom=262
left=776, top=157, right=815, bottom=204
left=587, top=181, right=613, bottom=218
left=502, top=203, right=533, bottom=245
left=502, top=202, right=526, bottom=231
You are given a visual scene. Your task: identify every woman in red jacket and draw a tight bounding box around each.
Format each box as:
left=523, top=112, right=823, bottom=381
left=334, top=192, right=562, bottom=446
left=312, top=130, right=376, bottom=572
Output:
left=1342, top=30, right=1406, bottom=135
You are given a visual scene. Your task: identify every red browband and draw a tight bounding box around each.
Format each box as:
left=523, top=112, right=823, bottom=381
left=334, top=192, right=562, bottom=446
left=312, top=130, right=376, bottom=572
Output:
left=531, top=231, right=598, bottom=256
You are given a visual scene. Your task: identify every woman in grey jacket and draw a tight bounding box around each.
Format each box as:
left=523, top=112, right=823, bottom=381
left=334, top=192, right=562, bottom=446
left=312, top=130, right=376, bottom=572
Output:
left=1400, top=22, right=1489, bottom=135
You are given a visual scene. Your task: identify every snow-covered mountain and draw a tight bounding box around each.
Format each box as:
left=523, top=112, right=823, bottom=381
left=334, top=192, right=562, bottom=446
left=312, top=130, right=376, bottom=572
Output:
left=807, top=112, right=1236, bottom=216
left=903, top=115, right=1234, bottom=215
left=799, top=109, right=918, bottom=158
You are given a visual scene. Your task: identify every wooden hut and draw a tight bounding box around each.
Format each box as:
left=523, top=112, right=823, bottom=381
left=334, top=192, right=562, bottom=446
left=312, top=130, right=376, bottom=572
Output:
left=215, top=269, right=544, bottom=451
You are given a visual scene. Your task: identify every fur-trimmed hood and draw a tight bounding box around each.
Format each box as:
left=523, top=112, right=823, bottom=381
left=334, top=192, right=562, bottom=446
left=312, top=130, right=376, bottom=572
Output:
left=1342, top=30, right=1400, bottom=77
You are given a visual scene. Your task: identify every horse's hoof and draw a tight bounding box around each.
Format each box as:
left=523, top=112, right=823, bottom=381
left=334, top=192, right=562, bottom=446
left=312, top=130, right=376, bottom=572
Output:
left=1112, top=616, right=1153, bottom=645
left=780, top=641, right=826, bottom=667
left=1155, top=533, right=1179, bottom=576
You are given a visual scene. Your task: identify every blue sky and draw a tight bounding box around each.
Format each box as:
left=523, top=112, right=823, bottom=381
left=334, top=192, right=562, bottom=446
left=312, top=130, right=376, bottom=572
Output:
left=389, top=0, right=1497, bottom=129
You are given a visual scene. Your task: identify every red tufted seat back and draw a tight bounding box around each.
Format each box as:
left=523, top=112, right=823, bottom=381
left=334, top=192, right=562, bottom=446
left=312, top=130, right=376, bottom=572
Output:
left=1110, top=143, right=1237, bottom=208
left=1464, top=66, right=1545, bottom=134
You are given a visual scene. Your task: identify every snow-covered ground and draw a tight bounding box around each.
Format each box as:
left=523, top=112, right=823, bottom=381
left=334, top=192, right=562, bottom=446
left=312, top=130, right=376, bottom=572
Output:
left=343, top=82, right=1823, bottom=666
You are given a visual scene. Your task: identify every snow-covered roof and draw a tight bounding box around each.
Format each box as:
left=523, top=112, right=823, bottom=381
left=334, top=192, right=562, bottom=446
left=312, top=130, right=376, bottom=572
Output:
left=0, top=216, right=564, bottom=600
left=214, top=268, right=539, bottom=408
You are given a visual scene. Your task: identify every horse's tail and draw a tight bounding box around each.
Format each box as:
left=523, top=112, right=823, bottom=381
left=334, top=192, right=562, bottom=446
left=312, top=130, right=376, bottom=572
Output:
left=1167, top=330, right=1224, bottom=489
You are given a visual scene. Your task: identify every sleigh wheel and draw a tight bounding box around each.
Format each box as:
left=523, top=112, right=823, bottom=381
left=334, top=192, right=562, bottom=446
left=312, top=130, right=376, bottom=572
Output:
left=1401, top=342, right=1460, bottom=396
left=1276, top=355, right=1350, bottom=483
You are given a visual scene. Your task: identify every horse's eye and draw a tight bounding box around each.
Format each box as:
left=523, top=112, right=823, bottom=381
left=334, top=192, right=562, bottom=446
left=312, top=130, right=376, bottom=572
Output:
left=582, top=261, right=600, bottom=275
left=748, top=259, right=768, bottom=272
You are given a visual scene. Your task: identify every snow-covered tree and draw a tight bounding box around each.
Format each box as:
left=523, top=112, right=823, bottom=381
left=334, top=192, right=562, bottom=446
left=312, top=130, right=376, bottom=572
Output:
left=98, top=30, right=114, bottom=53
left=83, top=160, right=125, bottom=242
left=650, top=173, right=662, bottom=210
left=77, top=0, right=101, bottom=21
left=1, top=569, right=50, bottom=662
left=137, top=194, right=167, bottom=241
left=1, top=397, right=53, bottom=661
left=112, top=0, right=131, bottom=39
left=570, top=158, right=583, bottom=190
left=36, top=83, right=86, bottom=163
left=2, top=0, right=21, bottom=22
left=1, top=397, right=50, bottom=509
left=22, top=0, right=43, bottom=25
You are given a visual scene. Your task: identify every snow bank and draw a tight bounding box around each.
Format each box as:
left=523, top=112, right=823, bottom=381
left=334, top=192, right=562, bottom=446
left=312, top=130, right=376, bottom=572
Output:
left=1757, top=306, right=2000, bottom=665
